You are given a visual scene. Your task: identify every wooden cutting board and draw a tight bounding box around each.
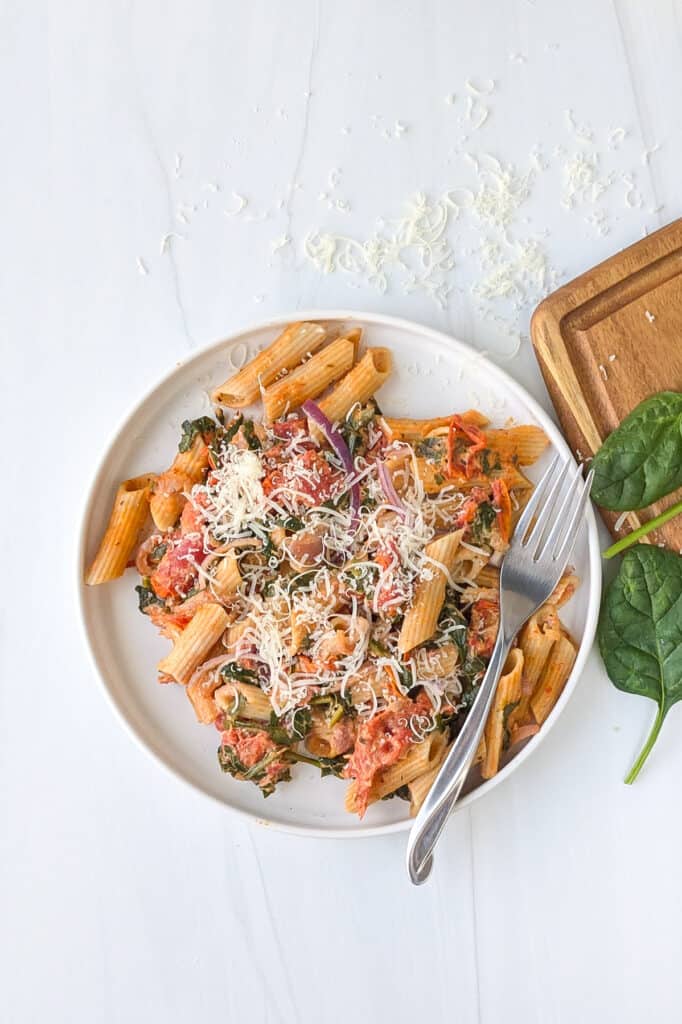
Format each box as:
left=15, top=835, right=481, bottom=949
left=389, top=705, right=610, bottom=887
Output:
left=531, top=218, right=682, bottom=550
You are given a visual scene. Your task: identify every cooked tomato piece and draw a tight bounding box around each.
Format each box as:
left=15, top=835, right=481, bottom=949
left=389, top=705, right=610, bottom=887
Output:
left=467, top=598, right=499, bottom=658
left=453, top=487, right=490, bottom=529
left=180, top=499, right=206, bottom=535
left=447, top=415, right=488, bottom=480
left=491, top=479, right=512, bottom=547
left=150, top=533, right=206, bottom=600
left=263, top=448, right=345, bottom=508
left=271, top=416, right=308, bottom=439
left=343, top=693, right=432, bottom=817
left=219, top=727, right=291, bottom=793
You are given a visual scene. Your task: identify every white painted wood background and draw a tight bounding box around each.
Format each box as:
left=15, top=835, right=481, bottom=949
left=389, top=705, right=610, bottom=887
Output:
left=3, top=2, right=682, bottom=1022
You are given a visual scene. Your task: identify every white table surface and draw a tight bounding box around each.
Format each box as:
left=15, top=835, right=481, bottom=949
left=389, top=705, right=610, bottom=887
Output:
left=4, top=2, right=682, bottom=1022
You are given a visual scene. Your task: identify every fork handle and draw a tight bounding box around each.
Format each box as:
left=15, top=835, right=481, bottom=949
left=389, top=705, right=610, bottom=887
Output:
left=406, top=628, right=513, bottom=884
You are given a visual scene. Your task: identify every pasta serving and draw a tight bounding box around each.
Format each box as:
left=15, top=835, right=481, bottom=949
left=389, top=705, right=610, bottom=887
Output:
left=86, top=321, right=579, bottom=817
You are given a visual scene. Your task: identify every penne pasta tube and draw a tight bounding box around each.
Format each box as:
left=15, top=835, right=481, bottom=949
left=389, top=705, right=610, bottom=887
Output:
left=85, top=474, right=156, bottom=585
left=347, top=665, right=399, bottom=706
left=384, top=409, right=490, bottom=441
left=547, top=572, right=579, bottom=608
left=508, top=604, right=561, bottom=731
left=345, top=730, right=448, bottom=813
left=214, top=681, right=273, bottom=721
left=306, top=708, right=355, bottom=758
left=413, top=643, right=459, bottom=680
left=150, top=434, right=210, bottom=531
left=482, top=647, right=524, bottom=780
left=398, top=530, right=464, bottom=655
left=408, top=736, right=450, bottom=816
left=530, top=633, right=577, bottom=725
left=209, top=552, right=242, bottom=602
left=157, top=604, right=230, bottom=685
left=484, top=426, right=549, bottom=466
left=186, top=672, right=225, bottom=724
left=211, top=322, right=327, bottom=406
left=262, top=332, right=359, bottom=421
left=415, top=456, right=531, bottom=495
left=451, top=548, right=489, bottom=583
left=473, top=563, right=500, bottom=589
left=312, top=347, right=392, bottom=434
left=407, top=729, right=487, bottom=816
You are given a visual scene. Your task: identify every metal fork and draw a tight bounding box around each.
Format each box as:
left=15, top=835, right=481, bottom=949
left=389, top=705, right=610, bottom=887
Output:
left=406, top=456, right=594, bottom=885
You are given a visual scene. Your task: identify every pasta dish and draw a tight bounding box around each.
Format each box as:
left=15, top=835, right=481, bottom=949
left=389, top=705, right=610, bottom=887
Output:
left=86, top=322, right=578, bottom=817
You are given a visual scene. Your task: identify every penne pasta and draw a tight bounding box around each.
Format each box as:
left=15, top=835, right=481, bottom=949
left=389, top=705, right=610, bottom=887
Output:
left=305, top=708, right=355, bottom=758
left=312, top=347, right=392, bottom=432
left=85, top=474, right=156, bottom=585
left=484, top=425, right=549, bottom=466
left=547, top=572, right=579, bottom=608
left=530, top=633, right=577, bottom=725
left=473, top=563, right=500, bottom=589
left=482, top=646, right=524, bottom=780
left=408, top=736, right=451, bottom=816
left=186, top=672, right=225, bottom=724
left=150, top=433, right=210, bottom=531
left=384, top=409, right=490, bottom=442
left=262, top=333, right=358, bottom=421
left=211, top=322, right=327, bottom=406
left=413, top=642, right=459, bottom=680
left=214, top=681, right=273, bottom=721
left=407, top=731, right=486, bottom=817
left=508, top=604, right=561, bottom=731
left=158, top=604, right=230, bottom=685
left=209, top=552, right=242, bottom=602
left=398, top=530, right=464, bottom=655
left=346, top=729, right=448, bottom=813
left=415, top=455, right=532, bottom=495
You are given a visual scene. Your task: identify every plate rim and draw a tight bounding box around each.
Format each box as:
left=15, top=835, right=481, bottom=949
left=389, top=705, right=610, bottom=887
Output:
left=77, top=308, right=602, bottom=838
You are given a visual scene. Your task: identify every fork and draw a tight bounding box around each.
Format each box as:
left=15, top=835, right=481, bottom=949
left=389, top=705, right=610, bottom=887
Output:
left=406, top=455, right=594, bottom=885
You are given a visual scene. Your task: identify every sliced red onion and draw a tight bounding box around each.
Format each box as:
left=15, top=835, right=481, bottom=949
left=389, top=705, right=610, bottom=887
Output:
left=378, top=460, right=407, bottom=520
left=302, top=399, right=360, bottom=521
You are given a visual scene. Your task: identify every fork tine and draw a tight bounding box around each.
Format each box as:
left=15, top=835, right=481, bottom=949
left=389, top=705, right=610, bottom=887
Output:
left=554, top=469, right=594, bottom=565
left=513, top=454, right=561, bottom=543
left=531, top=465, right=584, bottom=561
left=523, top=458, right=572, bottom=553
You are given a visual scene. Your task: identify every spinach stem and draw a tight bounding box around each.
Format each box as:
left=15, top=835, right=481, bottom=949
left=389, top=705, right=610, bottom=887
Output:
left=603, top=498, right=682, bottom=559
left=288, top=751, right=321, bottom=767
left=624, top=703, right=667, bottom=784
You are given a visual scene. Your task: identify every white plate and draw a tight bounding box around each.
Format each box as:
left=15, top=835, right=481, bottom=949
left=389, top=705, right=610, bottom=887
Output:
left=78, top=311, right=601, bottom=837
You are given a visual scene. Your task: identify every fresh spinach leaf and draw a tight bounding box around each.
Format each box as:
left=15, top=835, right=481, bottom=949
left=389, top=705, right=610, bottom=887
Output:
left=591, top=391, right=682, bottom=510
left=598, top=545, right=682, bottom=782
left=178, top=416, right=216, bottom=452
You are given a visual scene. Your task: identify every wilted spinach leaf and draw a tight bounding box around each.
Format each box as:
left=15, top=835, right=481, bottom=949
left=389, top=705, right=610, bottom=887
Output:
left=135, top=579, right=164, bottom=613
left=178, top=416, right=217, bottom=452
left=220, top=662, right=258, bottom=685
left=598, top=545, right=682, bottom=782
